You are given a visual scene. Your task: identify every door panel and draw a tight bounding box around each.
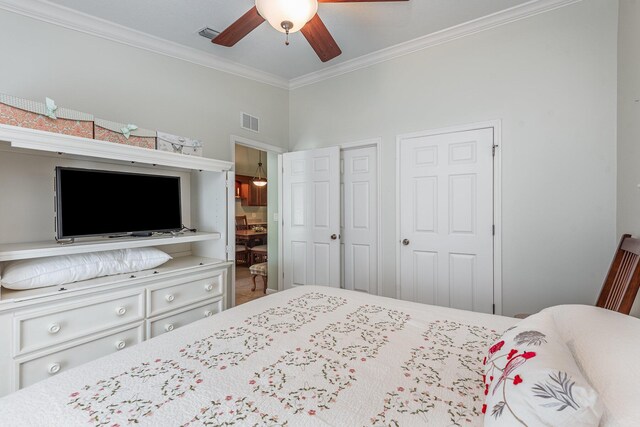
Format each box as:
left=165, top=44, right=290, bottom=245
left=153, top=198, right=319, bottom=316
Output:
left=342, top=146, right=378, bottom=294
left=400, top=128, right=494, bottom=313
left=283, top=147, right=340, bottom=289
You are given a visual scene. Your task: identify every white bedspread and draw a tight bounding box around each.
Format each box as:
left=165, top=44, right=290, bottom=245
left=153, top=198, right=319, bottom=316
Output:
left=0, top=286, right=517, bottom=426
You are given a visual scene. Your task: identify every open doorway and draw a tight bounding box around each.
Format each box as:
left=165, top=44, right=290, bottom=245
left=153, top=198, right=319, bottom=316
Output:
left=233, top=140, right=280, bottom=306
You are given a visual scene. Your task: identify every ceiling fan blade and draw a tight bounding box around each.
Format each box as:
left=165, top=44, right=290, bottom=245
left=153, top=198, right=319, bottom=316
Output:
left=318, top=0, right=408, bottom=2
left=212, top=6, right=265, bottom=47
left=300, top=14, right=342, bottom=62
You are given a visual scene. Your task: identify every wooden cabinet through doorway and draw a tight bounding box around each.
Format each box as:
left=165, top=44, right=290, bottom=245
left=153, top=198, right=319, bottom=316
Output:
left=236, top=175, right=267, bottom=206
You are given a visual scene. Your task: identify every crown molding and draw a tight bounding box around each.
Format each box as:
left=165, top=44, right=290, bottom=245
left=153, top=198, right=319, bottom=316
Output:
left=0, top=0, right=290, bottom=90
left=0, top=0, right=581, bottom=92
left=289, top=0, right=582, bottom=89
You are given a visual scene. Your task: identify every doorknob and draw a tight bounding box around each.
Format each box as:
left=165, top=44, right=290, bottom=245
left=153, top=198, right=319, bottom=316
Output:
left=331, top=234, right=338, bottom=240
left=402, top=239, right=410, bottom=246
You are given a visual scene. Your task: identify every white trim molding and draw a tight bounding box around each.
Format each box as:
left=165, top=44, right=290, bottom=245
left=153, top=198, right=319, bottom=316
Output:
left=289, top=0, right=582, bottom=89
left=230, top=135, right=287, bottom=156
left=0, top=0, right=581, bottom=91
left=0, top=0, right=289, bottom=90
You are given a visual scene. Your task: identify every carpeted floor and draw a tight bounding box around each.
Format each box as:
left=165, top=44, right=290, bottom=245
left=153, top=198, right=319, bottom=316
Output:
left=235, top=265, right=268, bottom=306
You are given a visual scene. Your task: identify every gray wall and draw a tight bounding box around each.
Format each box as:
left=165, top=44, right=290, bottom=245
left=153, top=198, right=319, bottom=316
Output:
left=0, top=10, right=289, bottom=160
left=0, top=1, right=630, bottom=315
left=617, top=0, right=640, bottom=316
left=289, top=0, right=619, bottom=316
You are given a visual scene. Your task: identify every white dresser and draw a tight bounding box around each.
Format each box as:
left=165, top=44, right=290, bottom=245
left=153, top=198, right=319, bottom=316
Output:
left=0, top=257, right=231, bottom=395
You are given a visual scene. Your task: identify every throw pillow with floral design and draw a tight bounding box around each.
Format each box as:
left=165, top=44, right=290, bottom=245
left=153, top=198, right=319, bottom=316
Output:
left=483, top=311, right=602, bottom=427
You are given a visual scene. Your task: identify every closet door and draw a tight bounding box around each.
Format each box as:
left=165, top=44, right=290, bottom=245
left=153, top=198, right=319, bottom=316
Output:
left=283, top=147, right=340, bottom=289
left=341, top=146, right=378, bottom=294
left=399, top=128, right=495, bottom=313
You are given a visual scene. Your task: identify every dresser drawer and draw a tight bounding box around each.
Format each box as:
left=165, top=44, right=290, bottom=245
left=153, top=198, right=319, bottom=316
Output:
left=147, top=298, right=223, bottom=339
left=14, top=289, right=145, bottom=356
left=147, top=269, right=225, bottom=317
left=16, top=322, right=144, bottom=389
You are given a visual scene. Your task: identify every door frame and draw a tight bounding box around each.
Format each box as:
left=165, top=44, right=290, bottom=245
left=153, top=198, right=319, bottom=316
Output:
left=395, top=121, right=503, bottom=314
left=339, top=138, right=382, bottom=296
left=230, top=135, right=287, bottom=306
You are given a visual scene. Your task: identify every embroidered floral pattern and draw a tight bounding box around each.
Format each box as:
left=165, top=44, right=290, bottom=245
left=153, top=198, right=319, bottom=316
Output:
left=250, top=348, right=357, bottom=414
left=532, top=371, right=579, bottom=411
left=244, top=306, right=316, bottom=334
left=180, top=327, right=273, bottom=371
left=485, top=337, right=540, bottom=424
left=371, top=320, right=500, bottom=426
left=53, top=292, right=516, bottom=427
left=287, top=292, right=348, bottom=313
left=310, top=320, right=389, bottom=360
left=67, top=359, right=202, bottom=426
left=181, top=396, right=286, bottom=426
left=346, top=304, right=410, bottom=332
left=514, top=331, right=547, bottom=347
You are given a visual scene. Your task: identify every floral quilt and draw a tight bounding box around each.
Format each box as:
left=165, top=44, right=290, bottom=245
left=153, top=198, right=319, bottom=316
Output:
left=0, top=286, right=517, bottom=426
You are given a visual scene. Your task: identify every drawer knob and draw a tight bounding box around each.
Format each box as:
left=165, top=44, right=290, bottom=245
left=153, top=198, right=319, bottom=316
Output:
left=204, top=284, right=214, bottom=292
left=164, top=323, right=174, bottom=332
left=165, top=294, right=175, bottom=302
left=115, top=306, right=127, bottom=316
left=48, top=363, right=61, bottom=375
left=48, top=323, right=61, bottom=334
left=115, top=340, right=126, bottom=350
left=204, top=310, right=214, bottom=317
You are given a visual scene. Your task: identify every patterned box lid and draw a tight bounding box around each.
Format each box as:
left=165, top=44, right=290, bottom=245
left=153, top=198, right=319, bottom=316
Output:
left=0, top=93, right=93, bottom=121
left=95, top=119, right=156, bottom=138
left=157, top=131, right=202, bottom=148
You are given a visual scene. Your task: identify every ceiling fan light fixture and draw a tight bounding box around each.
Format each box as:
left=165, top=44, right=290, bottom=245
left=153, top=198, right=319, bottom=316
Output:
left=256, top=0, right=318, bottom=34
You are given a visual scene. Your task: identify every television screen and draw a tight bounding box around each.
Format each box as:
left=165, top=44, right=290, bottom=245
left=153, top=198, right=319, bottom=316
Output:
left=55, top=167, right=182, bottom=239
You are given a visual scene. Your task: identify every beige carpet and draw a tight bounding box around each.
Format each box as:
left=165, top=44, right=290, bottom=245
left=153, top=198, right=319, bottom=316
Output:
left=235, top=265, right=268, bottom=306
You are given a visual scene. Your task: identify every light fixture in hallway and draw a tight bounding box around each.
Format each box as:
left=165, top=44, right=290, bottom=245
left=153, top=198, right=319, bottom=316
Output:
left=252, top=151, right=267, bottom=187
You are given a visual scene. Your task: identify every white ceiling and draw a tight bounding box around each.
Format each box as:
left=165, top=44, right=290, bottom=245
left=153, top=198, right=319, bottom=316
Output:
left=45, top=0, right=532, bottom=80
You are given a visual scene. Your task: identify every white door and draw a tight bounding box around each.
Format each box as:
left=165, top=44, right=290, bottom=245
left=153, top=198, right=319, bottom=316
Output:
left=341, top=146, right=378, bottom=294
left=399, top=128, right=494, bottom=313
left=283, top=147, right=341, bottom=289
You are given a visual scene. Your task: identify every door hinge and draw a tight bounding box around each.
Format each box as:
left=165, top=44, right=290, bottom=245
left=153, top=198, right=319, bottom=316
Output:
left=492, top=144, right=499, bottom=156
left=492, top=304, right=496, bottom=314
left=225, top=245, right=231, bottom=254
left=225, top=179, right=230, bottom=189
left=492, top=224, right=495, bottom=236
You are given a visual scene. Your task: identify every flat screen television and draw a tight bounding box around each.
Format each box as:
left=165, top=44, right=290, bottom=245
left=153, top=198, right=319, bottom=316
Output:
left=55, top=167, right=182, bottom=239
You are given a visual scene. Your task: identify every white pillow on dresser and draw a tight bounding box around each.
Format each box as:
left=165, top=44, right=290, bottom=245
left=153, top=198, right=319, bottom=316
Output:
left=0, top=247, right=172, bottom=290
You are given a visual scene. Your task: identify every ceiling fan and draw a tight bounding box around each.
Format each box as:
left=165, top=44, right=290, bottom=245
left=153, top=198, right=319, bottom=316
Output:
left=212, top=0, right=409, bottom=63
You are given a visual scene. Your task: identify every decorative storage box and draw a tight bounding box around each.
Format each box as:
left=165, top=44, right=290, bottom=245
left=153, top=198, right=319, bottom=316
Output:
left=94, top=119, right=156, bottom=149
left=157, top=131, right=203, bottom=157
left=0, top=94, right=94, bottom=138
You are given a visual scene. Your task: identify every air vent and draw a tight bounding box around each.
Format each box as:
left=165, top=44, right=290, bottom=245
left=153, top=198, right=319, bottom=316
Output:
left=241, top=112, right=259, bottom=133
left=198, top=27, right=220, bottom=40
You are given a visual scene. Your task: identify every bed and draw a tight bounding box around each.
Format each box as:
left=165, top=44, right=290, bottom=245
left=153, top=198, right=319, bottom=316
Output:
left=0, top=286, right=637, bottom=426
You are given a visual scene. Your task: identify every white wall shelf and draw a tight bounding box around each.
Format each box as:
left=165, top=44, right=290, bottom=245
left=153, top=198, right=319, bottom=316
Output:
left=0, top=124, right=233, bottom=173
left=0, top=123, right=233, bottom=398
left=0, top=231, right=221, bottom=262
